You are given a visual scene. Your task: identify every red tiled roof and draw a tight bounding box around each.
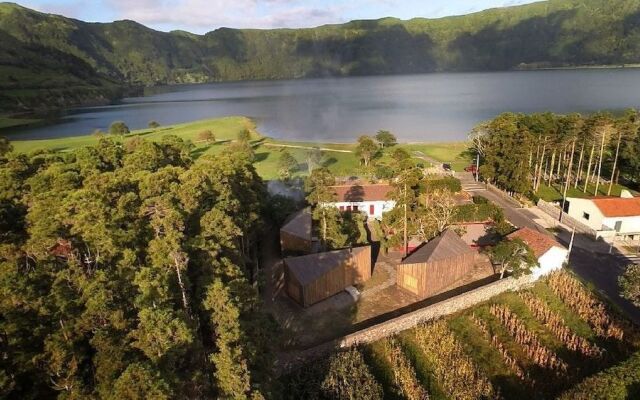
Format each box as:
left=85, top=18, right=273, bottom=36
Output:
left=331, top=184, right=393, bottom=202
left=507, top=227, right=564, bottom=258
left=591, top=197, right=640, bottom=217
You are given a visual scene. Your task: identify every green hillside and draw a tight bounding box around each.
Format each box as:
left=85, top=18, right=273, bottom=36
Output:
left=2, top=0, right=640, bottom=111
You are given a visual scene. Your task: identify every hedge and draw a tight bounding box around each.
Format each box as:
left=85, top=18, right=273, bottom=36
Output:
left=558, top=351, right=640, bottom=400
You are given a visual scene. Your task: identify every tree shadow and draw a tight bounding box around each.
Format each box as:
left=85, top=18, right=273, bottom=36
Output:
left=447, top=9, right=579, bottom=70
left=254, top=152, right=269, bottom=162
left=295, top=20, right=436, bottom=77
left=322, top=157, right=338, bottom=167
left=344, top=185, right=365, bottom=202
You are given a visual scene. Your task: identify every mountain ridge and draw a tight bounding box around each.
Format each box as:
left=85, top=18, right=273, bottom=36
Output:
left=1, top=0, right=640, bottom=112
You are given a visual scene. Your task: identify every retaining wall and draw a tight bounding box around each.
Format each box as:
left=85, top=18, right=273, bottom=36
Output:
left=280, top=274, right=535, bottom=373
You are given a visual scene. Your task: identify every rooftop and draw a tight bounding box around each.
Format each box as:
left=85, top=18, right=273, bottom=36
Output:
left=591, top=196, right=640, bottom=218
left=508, top=227, right=564, bottom=258
left=285, top=246, right=370, bottom=285
left=401, top=229, right=474, bottom=265
left=331, top=184, right=393, bottom=202
left=280, top=208, right=312, bottom=240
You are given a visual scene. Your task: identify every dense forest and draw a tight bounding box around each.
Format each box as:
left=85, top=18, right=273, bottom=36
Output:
left=3, top=0, right=640, bottom=110
left=471, top=109, right=640, bottom=199
left=0, top=136, right=277, bottom=398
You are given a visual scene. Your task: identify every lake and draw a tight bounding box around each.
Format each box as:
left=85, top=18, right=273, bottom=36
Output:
left=8, top=69, right=640, bottom=142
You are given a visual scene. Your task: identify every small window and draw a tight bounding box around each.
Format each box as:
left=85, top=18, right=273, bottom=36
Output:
left=582, top=212, right=590, bottom=220
left=346, top=206, right=352, bottom=211
left=339, top=206, right=344, bottom=211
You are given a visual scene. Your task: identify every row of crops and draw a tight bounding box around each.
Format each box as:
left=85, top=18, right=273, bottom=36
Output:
left=280, top=271, right=640, bottom=399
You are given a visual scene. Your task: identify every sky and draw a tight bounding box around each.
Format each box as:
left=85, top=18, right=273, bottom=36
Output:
left=16, top=0, right=540, bottom=33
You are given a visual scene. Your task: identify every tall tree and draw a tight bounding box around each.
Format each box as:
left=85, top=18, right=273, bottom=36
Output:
left=489, top=238, right=537, bottom=279
left=375, top=130, right=397, bottom=148
left=355, top=136, right=378, bottom=167
left=305, top=167, right=337, bottom=248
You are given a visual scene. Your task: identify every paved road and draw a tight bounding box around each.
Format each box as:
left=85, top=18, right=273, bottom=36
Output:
left=459, top=172, right=640, bottom=325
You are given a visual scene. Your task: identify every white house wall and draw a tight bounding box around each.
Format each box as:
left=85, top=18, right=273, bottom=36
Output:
left=565, top=198, right=605, bottom=231
left=532, top=246, right=568, bottom=280
left=330, top=200, right=396, bottom=220
left=602, top=216, right=640, bottom=237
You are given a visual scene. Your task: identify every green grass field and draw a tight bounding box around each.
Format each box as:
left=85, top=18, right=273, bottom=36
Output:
left=536, top=182, right=637, bottom=202
left=7, top=116, right=470, bottom=180
left=0, top=116, right=42, bottom=129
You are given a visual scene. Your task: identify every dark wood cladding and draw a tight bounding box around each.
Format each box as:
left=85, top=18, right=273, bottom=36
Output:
left=284, top=246, right=371, bottom=307
left=396, top=252, right=476, bottom=299
left=280, top=230, right=313, bottom=254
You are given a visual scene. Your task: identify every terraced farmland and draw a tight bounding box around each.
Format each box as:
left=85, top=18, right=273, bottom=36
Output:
left=280, top=271, right=640, bottom=400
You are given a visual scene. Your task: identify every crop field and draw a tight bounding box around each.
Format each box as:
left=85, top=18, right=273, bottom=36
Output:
left=280, top=271, right=640, bottom=400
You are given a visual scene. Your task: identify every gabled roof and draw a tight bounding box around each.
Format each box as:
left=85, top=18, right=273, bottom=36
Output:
left=331, top=184, right=393, bottom=202
left=591, top=196, right=640, bottom=218
left=508, top=227, right=564, bottom=258
left=285, top=246, right=369, bottom=285
left=401, top=229, right=474, bottom=265
left=280, top=208, right=312, bottom=241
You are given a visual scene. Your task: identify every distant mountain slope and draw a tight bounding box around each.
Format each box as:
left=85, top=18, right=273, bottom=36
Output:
left=1, top=0, right=640, bottom=111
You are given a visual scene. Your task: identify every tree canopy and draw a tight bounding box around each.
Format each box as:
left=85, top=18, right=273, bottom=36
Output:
left=0, top=135, right=271, bottom=399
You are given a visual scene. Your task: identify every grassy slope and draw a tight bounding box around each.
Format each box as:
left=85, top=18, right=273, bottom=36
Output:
left=9, top=116, right=469, bottom=180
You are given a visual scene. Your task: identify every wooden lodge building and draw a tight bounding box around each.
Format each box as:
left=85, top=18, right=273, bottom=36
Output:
left=396, top=229, right=476, bottom=299
left=284, top=246, right=372, bottom=307
left=280, top=208, right=314, bottom=255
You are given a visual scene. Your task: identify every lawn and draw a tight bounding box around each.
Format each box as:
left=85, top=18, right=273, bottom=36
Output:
left=536, top=182, right=637, bottom=202
left=0, top=116, right=42, bottom=129
left=7, top=116, right=471, bottom=180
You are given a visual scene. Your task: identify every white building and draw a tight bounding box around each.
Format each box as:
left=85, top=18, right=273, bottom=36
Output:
left=328, top=184, right=396, bottom=220
left=564, top=192, right=640, bottom=240
left=508, top=227, right=568, bottom=280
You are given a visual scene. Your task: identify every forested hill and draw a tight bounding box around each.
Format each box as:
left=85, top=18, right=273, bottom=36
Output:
left=2, top=0, right=640, bottom=111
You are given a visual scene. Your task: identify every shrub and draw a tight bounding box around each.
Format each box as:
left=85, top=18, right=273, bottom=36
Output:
left=558, top=351, right=640, bottom=400
left=472, top=195, right=489, bottom=204
left=452, top=203, right=503, bottom=223
left=198, top=130, right=215, bottom=143
left=148, top=120, right=160, bottom=129
left=283, top=348, right=383, bottom=400
left=425, top=176, right=461, bottom=193
left=109, top=121, right=130, bottom=136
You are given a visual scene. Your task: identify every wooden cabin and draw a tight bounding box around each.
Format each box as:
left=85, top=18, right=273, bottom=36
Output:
left=280, top=208, right=314, bottom=254
left=284, top=246, right=371, bottom=307
left=396, top=229, right=476, bottom=299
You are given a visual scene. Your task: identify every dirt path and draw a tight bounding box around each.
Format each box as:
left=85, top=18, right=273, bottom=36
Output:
left=263, top=142, right=353, bottom=153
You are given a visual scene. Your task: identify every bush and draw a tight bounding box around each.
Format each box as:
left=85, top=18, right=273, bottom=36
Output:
left=198, top=130, right=215, bottom=143
left=558, top=351, right=640, bottom=400
left=453, top=203, right=502, bottom=223
left=109, top=121, right=130, bottom=136
left=283, top=348, right=383, bottom=400
left=425, top=176, right=461, bottom=193
left=148, top=120, right=160, bottom=129
left=472, top=195, right=489, bottom=204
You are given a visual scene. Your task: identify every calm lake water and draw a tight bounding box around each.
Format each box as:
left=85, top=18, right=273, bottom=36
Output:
left=9, top=69, right=640, bottom=142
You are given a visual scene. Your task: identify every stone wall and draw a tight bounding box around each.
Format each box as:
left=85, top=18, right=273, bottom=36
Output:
left=338, top=274, right=534, bottom=347
left=279, top=274, right=535, bottom=374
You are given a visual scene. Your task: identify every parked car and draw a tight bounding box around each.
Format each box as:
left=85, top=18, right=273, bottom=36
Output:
left=464, top=165, right=478, bottom=173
